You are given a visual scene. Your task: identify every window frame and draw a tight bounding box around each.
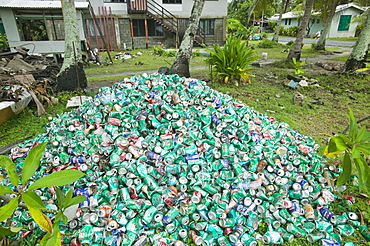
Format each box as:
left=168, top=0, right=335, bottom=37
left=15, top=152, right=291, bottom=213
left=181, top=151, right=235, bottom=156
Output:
left=132, top=19, right=164, bottom=37
left=163, top=0, right=182, bottom=4
left=337, top=15, right=351, bottom=31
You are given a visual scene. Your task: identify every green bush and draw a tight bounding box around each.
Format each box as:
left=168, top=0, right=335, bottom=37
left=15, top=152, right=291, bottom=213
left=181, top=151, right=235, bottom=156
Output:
left=164, top=50, right=176, bottom=57
left=286, top=40, right=294, bottom=48
left=311, top=43, right=317, bottom=49
left=153, top=45, right=165, bottom=56
left=192, top=50, right=201, bottom=57
left=207, top=35, right=257, bottom=85
left=256, top=39, right=282, bottom=48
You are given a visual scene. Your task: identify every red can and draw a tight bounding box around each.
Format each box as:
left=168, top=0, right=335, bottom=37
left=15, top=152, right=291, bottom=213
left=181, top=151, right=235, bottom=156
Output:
left=70, top=238, right=81, bottom=246
left=223, top=227, right=233, bottom=236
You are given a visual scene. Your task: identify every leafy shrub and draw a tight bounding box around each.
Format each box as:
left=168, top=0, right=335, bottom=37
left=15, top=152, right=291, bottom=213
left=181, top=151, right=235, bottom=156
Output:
left=192, top=50, right=201, bottom=57
left=286, top=26, right=299, bottom=36
left=207, top=35, right=257, bottom=85
left=256, top=39, right=282, bottom=48
left=153, top=45, right=165, bottom=56
left=355, top=23, right=364, bottom=37
left=164, top=50, right=176, bottom=57
left=286, top=41, right=294, bottom=48
left=290, top=57, right=306, bottom=75
left=311, top=43, right=317, bottom=49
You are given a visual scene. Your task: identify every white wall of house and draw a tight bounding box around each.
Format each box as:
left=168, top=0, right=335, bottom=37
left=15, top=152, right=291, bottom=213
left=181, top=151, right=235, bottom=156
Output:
left=0, top=7, right=88, bottom=54
left=328, top=7, right=362, bottom=38
left=106, top=0, right=227, bottom=18
left=280, top=18, right=299, bottom=28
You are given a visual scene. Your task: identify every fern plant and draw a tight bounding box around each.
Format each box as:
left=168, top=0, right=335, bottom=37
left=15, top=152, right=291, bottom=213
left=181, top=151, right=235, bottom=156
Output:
left=208, top=35, right=257, bottom=85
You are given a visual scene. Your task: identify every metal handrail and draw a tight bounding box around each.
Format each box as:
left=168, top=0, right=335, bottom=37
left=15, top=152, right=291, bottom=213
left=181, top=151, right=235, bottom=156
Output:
left=146, top=0, right=178, bottom=32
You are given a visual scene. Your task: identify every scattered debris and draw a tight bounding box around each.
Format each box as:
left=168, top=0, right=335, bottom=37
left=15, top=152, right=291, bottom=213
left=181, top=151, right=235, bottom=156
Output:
left=293, top=91, right=306, bottom=106
left=315, top=61, right=342, bottom=71
left=66, top=96, right=93, bottom=108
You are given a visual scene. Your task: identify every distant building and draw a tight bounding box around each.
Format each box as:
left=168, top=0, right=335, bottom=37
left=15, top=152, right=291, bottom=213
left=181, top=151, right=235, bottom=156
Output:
left=269, top=3, right=367, bottom=38
left=0, top=0, right=227, bottom=54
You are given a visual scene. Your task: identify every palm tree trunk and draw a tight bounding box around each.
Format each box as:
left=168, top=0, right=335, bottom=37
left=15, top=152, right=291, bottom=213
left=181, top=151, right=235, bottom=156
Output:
left=245, top=0, right=259, bottom=25
left=170, top=0, right=206, bottom=77
left=272, top=0, right=287, bottom=43
left=56, top=0, right=87, bottom=92
left=287, top=0, right=315, bottom=62
left=342, top=9, right=370, bottom=72
left=315, top=1, right=338, bottom=51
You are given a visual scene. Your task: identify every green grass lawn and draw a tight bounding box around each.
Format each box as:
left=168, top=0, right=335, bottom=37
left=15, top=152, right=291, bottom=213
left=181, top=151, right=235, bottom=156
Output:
left=327, top=37, right=358, bottom=41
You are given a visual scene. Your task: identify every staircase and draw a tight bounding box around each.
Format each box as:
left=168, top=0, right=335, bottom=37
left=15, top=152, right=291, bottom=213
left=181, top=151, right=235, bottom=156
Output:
left=127, top=0, right=205, bottom=46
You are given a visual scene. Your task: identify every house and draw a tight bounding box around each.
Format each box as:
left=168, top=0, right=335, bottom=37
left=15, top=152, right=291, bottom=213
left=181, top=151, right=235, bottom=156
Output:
left=269, top=3, right=367, bottom=38
left=93, top=0, right=227, bottom=50
left=0, top=0, right=227, bottom=54
left=0, top=0, right=92, bottom=54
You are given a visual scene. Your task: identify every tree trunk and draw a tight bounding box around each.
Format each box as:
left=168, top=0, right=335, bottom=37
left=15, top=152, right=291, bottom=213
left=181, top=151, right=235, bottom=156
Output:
left=170, top=0, right=205, bottom=78
left=287, top=0, right=315, bottom=62
left=56, top=0, right=87, bottom=92
left=342, top=9, right=370, bottom=72
left=315, top=1, right=338, bottom=51
left=272, top=0, right=287, bottom=43
left=245, top=0, right=259, bottom=25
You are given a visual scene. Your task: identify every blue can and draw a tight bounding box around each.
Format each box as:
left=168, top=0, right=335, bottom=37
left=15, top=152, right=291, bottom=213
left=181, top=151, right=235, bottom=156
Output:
left=319, top=207, right=337, bottom=223
left=70, top=156, right=85, bottom=163
left=74, top=188, right=89, bottom=209
left=185, top=154, right=199, bottom=161
left=288, top=200, right=301, bottom=216
left=321, top=239, right=340, bottom=246
left=300, top=179, right=309, bottom=189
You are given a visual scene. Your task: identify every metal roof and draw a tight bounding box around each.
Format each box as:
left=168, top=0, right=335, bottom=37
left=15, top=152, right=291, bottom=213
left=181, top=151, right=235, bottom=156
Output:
left=269, top=3, right=366, bottom=21
left=0, top=0, right=89, bottom=9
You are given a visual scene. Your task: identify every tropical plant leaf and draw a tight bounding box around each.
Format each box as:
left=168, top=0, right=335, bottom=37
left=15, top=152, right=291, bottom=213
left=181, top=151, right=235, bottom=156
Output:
left=0, top=155, right=19, bottom=186
left=28, top=170, right=84, bottom=191
left=357, top=145, right=370, bottom=155
left=22, top=142, right=47, bottom=185
left=0, top=197, right=19, bottom=221
left=66, top=195, right=86, bottom=208
left=41, top=224, right=61, bottom=246
left=0, top=185, right=15, bottom=195
left=348, top=108, right=358, bottom=141
left=64, top=189, right=73, bottom=208
left=55, top=188, right=65, bottom=209
left=336, top=151, right=352, bottom=186
left=54, top=212, right=66, bottom=223
left=337, top=133, right=352, bottom=145
left=351, top=145, right=362, bottom=159
left=327, top=136, right=348, bottom=153
left=27, top=205, right=52, bottom=233
left=0, top=226, right=22, bottom=240
left=22, top=191, right=45, bottom=210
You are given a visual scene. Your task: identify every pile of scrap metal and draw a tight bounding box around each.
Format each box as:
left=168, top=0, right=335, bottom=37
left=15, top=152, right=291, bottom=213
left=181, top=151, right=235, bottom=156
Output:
left=0, top=46, right=59, bottom=124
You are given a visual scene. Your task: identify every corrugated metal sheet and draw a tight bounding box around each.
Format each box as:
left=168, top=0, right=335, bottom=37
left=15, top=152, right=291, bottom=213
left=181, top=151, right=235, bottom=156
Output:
left=0, top=0, right=89, bottom=9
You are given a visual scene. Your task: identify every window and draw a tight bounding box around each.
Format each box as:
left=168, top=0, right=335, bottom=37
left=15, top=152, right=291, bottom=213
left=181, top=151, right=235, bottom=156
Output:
left=132, top=19, right=163, bottom=37
left=199, top=19, right=215, bottom=35
left=284, top=18, right=291, bottom=25
left=338, top=15, right=351, bottom=31
left=163, top=0, right=182, bottom=3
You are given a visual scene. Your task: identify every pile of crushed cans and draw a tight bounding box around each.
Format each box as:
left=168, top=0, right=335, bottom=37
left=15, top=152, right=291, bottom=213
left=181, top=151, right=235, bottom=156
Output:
left=2, top=73, right=369, bottom=245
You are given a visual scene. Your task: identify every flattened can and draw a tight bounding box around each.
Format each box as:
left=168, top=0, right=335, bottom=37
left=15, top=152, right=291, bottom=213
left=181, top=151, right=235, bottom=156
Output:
left=263, top=231, right=283, bottom=244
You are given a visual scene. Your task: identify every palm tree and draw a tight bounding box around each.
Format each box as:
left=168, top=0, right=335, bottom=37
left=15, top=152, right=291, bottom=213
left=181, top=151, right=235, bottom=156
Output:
left=314, top=0, right=341, bottom=51
left=287, top=0, right=315, bottom=61
left=272, top=0, right=290, bottom=42
left=56, top=0, right=87, bottom=91
left=170, top=0, right=206, bottom=77
left=342, top=8, right=370, bottom=72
